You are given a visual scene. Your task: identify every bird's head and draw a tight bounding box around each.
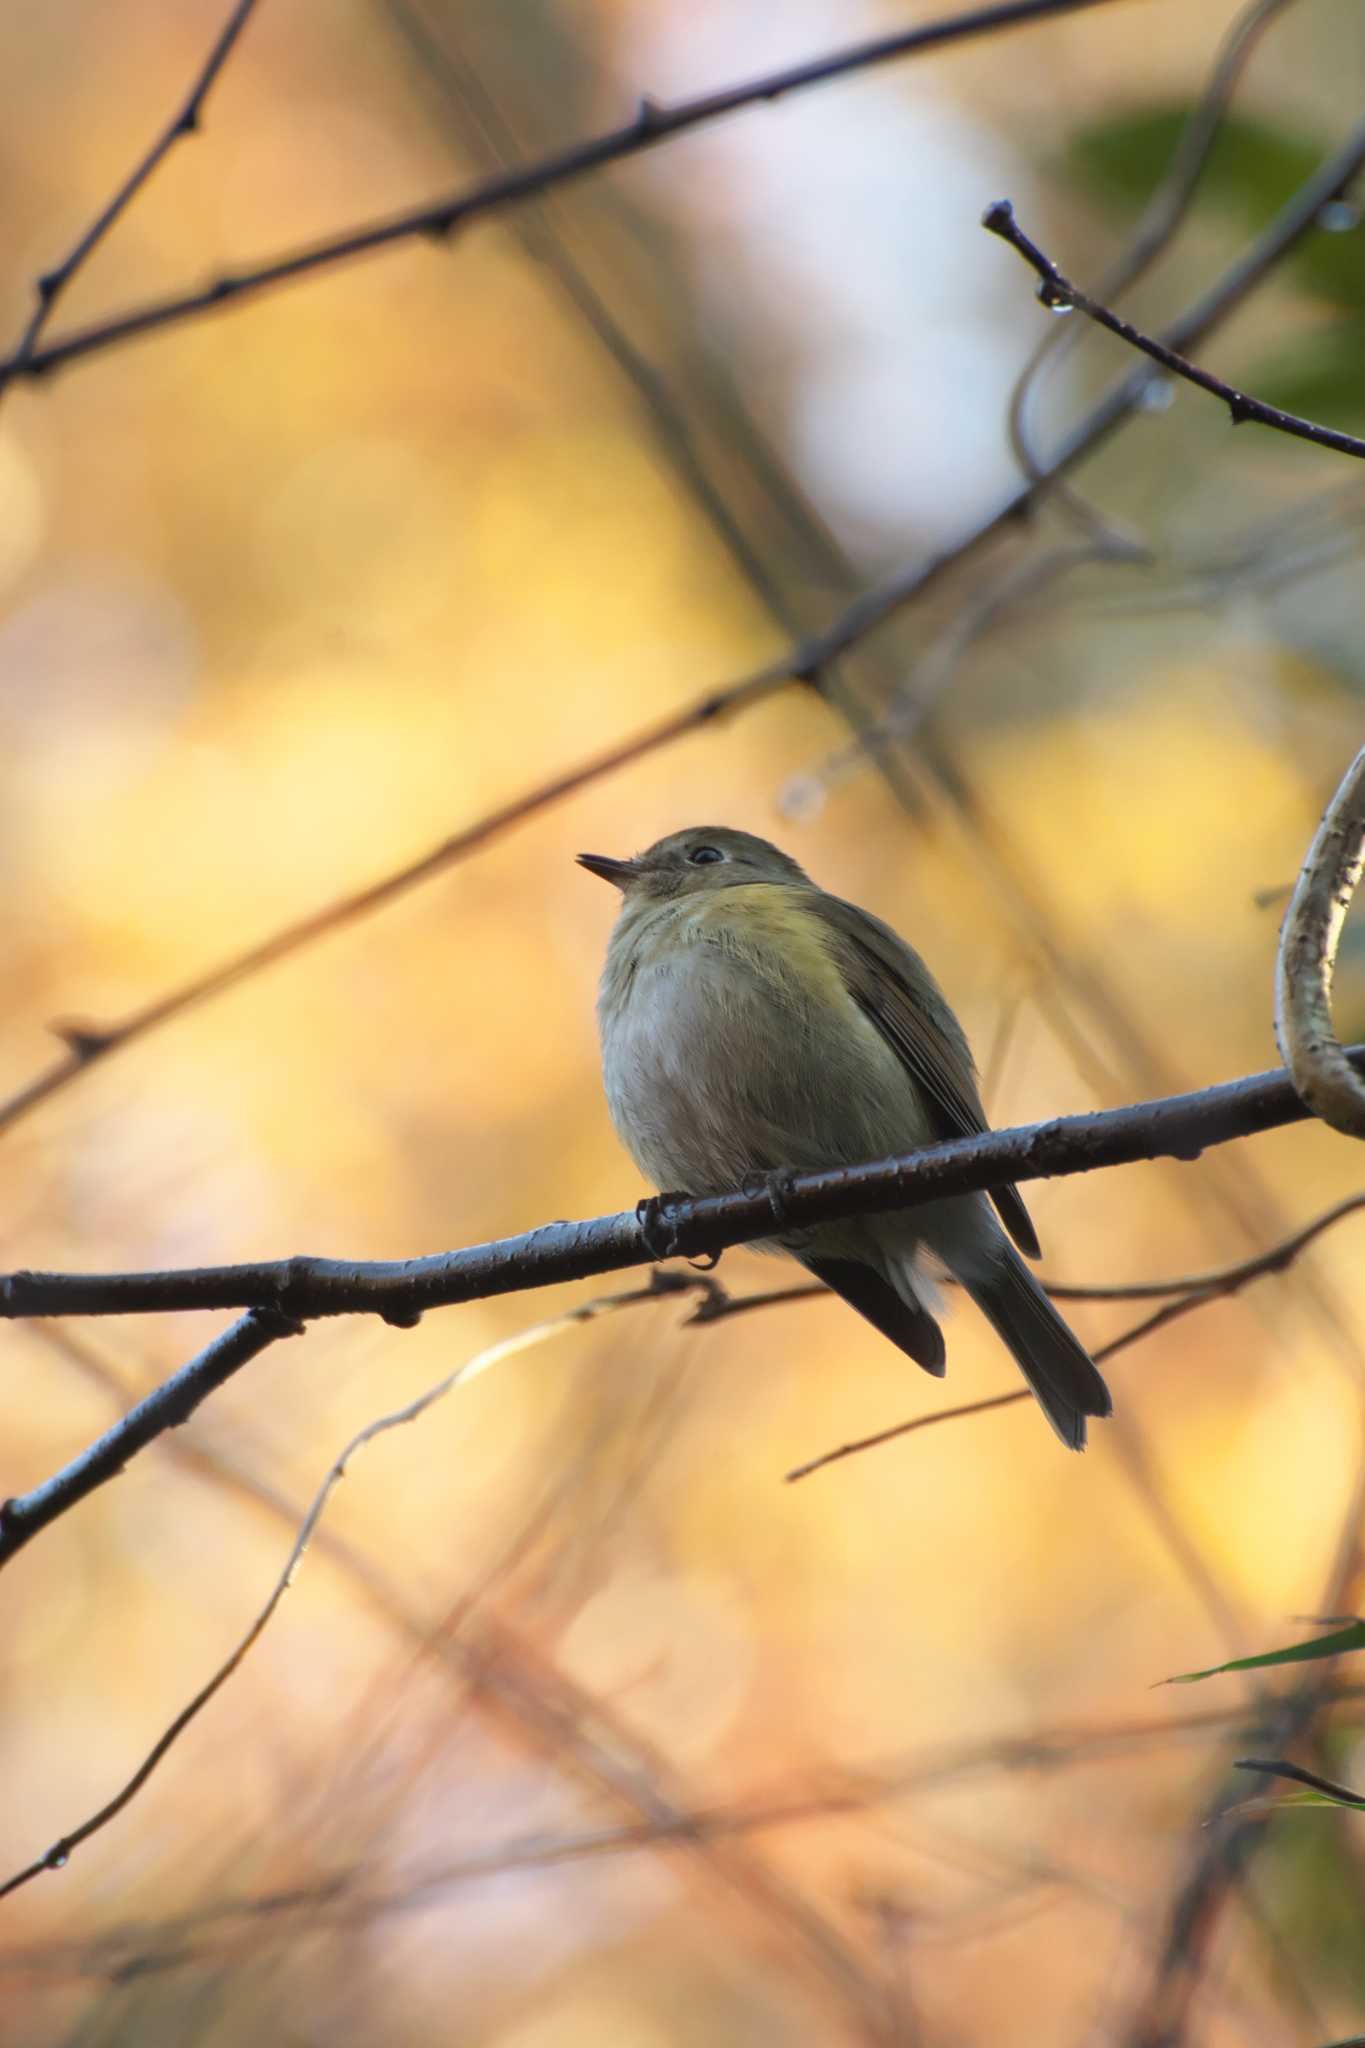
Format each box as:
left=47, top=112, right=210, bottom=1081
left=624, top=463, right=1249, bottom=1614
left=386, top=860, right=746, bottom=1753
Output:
left=577, top=826, right=809, bottom=904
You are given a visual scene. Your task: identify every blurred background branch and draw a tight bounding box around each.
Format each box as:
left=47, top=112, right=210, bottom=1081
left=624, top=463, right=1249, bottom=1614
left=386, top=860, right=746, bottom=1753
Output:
left=4, top=0, right=1365, bottom=2040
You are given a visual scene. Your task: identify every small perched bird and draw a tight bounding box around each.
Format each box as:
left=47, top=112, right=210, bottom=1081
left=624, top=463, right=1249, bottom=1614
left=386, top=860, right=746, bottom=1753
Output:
left=579, top=826, right=1111, bottom=1449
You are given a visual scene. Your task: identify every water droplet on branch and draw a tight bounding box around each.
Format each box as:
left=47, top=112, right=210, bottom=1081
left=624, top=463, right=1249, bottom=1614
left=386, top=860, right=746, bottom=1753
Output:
left=1138, top=377, right=1174, bottom=413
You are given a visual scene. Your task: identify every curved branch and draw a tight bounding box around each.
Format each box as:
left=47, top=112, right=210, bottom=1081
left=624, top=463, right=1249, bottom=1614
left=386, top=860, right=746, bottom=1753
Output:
left=1276, top=746, right=1365, bottom=1139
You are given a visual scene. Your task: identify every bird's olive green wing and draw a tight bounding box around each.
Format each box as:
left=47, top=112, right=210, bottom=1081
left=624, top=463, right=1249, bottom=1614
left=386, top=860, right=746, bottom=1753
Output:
left=808, top=892, right=1041, bottom=1259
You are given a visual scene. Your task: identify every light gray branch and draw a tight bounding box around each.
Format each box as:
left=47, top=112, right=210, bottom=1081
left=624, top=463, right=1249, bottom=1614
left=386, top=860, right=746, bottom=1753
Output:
left=1276, top=746, right=1365, bottom=1140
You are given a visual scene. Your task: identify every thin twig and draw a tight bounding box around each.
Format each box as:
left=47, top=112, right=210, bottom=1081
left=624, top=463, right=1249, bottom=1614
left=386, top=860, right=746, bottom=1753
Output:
left=783, top=539, right=1132, bottom=810
left=985, top=199, right=1365, bottom=462
left=1005, top=0, right=1304, bottom=529
left=1122, top=1542, right=1365, bottom=2045
left=1044, top=1191, right=1365, bottom=1300
left=26, top=1313, right=894, bottom=2029
left=0, top=0, right=263, bottom=402
left=6, top=1680, right=1351, bottom=1958
left=0, top=1279, right=691, bottom=1903
left=0, top=662, right=793, bottom=1136
left=3, top=0, right=1123, bottom=387
left=3, top=1057, right=1364, bottom=1564
left=785, top=1191, right=1365, bottom=1478
left=1276, top=744, right=1365, bottom=1139
left=5, top=113, right=1365, bottom=1147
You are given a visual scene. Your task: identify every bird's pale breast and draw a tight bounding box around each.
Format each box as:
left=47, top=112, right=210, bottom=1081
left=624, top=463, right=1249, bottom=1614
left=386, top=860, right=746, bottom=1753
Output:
left=598, top=886, right=935, bottom=1195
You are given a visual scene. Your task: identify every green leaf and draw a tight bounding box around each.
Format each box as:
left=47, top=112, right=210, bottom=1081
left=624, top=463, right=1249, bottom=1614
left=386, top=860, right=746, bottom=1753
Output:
left=1068, top=106, right=1322, bottom=221
left=1260, top=1786, right=1365, bottom=2002
left=1066, top=107, right=1364, bottom=306
left=1247, top=319, right=1365, bottom=421
left=1164, top=1618, right=1365, bottom=1684
left=1294, top=214, right=1365, bottom=310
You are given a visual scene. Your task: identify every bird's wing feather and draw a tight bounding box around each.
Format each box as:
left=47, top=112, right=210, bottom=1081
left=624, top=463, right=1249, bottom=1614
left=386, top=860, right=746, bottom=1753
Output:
left=805, top=893, right=1041, bottom=1259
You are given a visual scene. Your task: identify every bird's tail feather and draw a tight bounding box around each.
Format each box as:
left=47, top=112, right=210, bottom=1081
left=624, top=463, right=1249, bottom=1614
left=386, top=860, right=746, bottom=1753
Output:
left=801, top=1255, right=946, bottom=1376
left=963, top=1248, right=1111, bottom=1451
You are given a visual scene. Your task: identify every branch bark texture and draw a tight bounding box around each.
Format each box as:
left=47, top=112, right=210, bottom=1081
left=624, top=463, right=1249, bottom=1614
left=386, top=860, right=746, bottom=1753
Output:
left=0, top=1055, right=1359, bottom=1569
left=3, top=1058, right=1358, bottom=1327
left=1276, top=745, right=1365, bottom=1139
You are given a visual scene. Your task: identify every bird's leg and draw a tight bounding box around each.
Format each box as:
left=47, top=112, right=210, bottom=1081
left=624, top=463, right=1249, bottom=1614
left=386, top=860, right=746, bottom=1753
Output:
left=635, top=1191, right=690, bottom=1262
left=741, top=1168, right=799, bottom=1234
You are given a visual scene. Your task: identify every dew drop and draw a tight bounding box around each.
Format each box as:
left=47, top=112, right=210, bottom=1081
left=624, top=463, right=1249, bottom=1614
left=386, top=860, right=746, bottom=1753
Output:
left=779, top=773, right=827, bottom=823
left=1037, top=282, right=1074, bottom=316
left=1317, top=200, right=1360, bottom=233
left=47, top=1848, right=69, bottom=1870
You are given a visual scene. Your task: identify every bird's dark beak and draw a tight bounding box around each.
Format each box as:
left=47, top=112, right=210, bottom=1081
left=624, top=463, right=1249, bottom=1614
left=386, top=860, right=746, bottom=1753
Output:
left=577, top=852, right=640, bottom=890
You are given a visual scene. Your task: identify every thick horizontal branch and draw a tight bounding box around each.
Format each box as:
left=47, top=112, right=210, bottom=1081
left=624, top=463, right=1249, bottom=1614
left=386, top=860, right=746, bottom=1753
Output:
left=5, top=0, right=1119, bottom=384
left=984, top=198, right=1365, bottom=462
left=3, top=1055, right=1359, bottom=1327
left=1, top=1057, right=1358, bottom=1572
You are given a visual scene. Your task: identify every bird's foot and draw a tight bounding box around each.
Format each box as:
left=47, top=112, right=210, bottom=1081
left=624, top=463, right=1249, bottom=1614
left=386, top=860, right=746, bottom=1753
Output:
left=636, top=1191, right=690, bottom=1262
left=741, top=1168, right=798, bottom=1233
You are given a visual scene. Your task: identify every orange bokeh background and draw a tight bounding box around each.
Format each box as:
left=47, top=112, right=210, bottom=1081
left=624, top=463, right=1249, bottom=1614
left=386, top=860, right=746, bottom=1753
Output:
left=2, top=2, right=1364, bottom=2041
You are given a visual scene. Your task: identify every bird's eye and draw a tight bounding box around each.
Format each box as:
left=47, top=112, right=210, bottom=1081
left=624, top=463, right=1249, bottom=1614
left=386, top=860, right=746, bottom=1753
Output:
left=688, top=845, right=725, bottom=865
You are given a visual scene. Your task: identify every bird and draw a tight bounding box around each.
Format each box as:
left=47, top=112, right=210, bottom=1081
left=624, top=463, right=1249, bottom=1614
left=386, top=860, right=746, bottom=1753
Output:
left=578, top=825, right=1111, bottom=1449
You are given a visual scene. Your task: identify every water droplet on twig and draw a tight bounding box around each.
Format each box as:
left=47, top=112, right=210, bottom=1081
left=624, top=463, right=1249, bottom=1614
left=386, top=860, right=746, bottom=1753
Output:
left=778, top=773, right=827, bottom=823
left=1317, top=200, right=1360, bottom=233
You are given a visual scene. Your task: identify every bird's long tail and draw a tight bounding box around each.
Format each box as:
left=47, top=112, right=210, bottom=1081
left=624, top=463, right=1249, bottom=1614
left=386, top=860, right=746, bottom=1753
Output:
left=962, top=1246, right=1111, bottom=1451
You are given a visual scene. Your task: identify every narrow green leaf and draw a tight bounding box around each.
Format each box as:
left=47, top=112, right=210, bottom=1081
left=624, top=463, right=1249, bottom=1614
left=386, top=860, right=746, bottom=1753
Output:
left=1066, top=107, right=1361, bottom=306
left=1164, top=1619, right=1365, bottom=1684
left=1237, top=1757, right=1365, bottom=1809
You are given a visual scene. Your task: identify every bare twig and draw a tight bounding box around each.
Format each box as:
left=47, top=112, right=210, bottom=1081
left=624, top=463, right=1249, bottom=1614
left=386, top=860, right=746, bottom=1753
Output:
left=0, top=1279, right=692, bottom=1903
left=3, top=1057, right=1364, bottom=1565
left=3, top=1056, right=1361, bottom=1326
left=26, top=1312, right=897, bottom=2030
left=785, top=1190, right=1365, bottom=1478
left=1276, top=744, right=1365, bottom=1139
left=782, top=539, right=1133, bottom=811
left=1044, top=1191, right=1365, bottom=1300
left=4, top=114, right=1365, bottom=1147
left=7, top=1687, right=1355, bottom=1967
left=1006, top=0, right=1304, bottom=526
left=0, top=0, right=263, bottom=402
left=985, top=199, right=1365, bottom=462
left=3, top=0, right=1123, bottom=387
left=0, top=662, right=793, bottom=1137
